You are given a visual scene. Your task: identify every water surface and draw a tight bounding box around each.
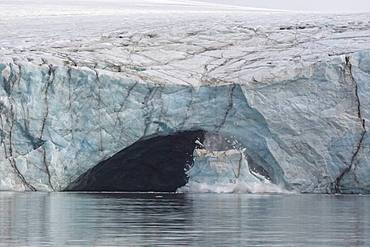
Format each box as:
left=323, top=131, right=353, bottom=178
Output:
left=0, top=192, right=369, bottom=246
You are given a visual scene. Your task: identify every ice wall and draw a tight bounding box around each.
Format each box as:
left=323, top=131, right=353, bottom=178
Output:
left=1, top=51, right=370, bottom=193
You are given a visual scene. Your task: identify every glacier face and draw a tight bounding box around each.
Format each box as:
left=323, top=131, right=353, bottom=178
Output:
left=1, top=52, right=370, bottom=193
left=1, top=3, right=370, bottom=193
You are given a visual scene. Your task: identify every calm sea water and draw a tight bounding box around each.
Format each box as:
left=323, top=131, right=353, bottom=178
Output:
left=0, top=192, right=369, bottom=247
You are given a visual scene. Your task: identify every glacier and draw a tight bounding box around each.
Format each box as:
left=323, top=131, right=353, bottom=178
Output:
left=1, top=1, right=370, bottom=193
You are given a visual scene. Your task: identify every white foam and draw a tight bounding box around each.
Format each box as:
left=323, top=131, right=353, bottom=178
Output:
left=177, top=180, right=293, bottom=194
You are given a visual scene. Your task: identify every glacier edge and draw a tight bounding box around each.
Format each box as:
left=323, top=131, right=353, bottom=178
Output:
left=1, top=51, right=370, bottom=193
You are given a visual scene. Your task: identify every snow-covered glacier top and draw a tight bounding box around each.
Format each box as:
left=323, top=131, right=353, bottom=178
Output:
left=1, top=1, right=370, bottom=193
left=1, top=1, right=370, bottom=86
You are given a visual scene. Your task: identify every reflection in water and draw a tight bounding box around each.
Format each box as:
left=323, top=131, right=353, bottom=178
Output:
left=0, top=193, right=369, bottom=246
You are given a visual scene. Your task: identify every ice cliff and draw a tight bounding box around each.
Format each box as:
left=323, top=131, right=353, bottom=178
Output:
left=1, top=5, right=370, bottom=193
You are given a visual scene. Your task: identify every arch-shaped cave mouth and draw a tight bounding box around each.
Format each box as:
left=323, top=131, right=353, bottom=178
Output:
left=64, top=130, right=205, bottom=192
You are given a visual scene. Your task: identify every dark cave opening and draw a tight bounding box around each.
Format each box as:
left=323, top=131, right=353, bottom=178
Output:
left=64, top=130, right=205, bottom=192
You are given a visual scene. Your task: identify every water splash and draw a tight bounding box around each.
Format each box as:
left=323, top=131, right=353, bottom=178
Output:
left=177, top=180, right=292, bottom=194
